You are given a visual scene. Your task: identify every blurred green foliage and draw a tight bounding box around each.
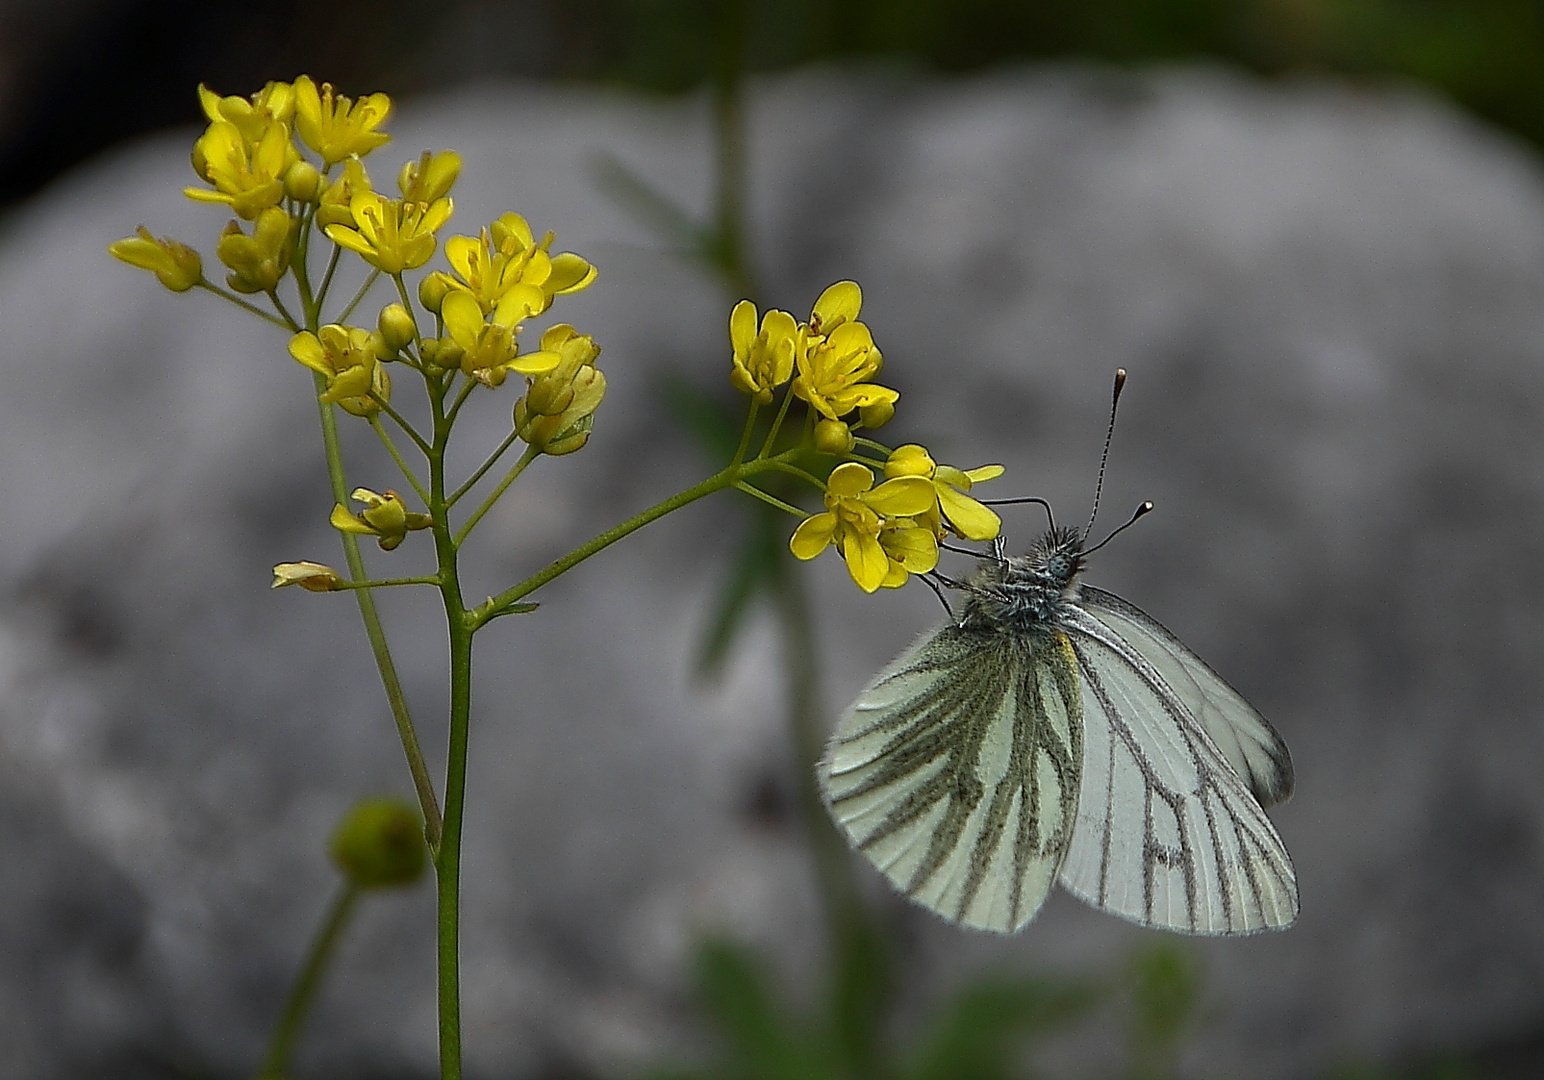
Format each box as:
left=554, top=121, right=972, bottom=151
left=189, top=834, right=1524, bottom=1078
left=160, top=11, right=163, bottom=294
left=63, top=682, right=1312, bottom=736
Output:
left=650, top=933, right=1102, bottom=1080
left=568, top=0, right=1544, bottom=148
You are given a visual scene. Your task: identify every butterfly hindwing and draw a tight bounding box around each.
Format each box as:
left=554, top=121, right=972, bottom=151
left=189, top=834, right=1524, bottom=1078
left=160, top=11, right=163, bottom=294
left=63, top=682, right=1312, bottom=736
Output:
left=822, top=624, right=1083, bottom=933
left=1077, top=586, right=1293, bottom=807
left=1056, top=606, right=1299, bottom=934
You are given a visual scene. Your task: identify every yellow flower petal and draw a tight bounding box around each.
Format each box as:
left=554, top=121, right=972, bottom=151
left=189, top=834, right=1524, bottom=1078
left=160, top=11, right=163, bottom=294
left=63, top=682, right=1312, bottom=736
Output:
left=730, top=299, right=757, bottom=354
left=826, top=462, right=875, bottom=498
left=789, top=513, right=837, bottom=559
left=812, top=280, right=861, bottom=332
left=964, top=464, right=1005, bottom=483
left=937, top=485, right=1002, bottom=541
left=843, top=530, right=890, bottom=593
left=881, top=525, right=940, bottom=573
left=864, top=476, right=935, bottom=517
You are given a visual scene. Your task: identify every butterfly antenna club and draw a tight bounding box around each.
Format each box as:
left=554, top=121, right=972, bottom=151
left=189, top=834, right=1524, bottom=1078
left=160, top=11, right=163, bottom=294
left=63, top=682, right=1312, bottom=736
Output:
left=1084, top=368, right=1127, bottom=540
left=1085, top=500, right=1154, bottom=555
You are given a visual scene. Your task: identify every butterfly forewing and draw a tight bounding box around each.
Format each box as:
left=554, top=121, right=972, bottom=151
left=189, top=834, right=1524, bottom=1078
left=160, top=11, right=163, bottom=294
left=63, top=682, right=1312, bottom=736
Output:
left=1077, top=587, right=1293, bottom=807
left=822, top=625, right=1083, bottom=932
left=1056, top=607, right=1299, bottom=934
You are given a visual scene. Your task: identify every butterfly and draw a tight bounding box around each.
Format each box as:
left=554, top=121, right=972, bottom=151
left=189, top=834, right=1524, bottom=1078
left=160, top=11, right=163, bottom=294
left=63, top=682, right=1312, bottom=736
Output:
left=819, top=378, right=1297, bottom=935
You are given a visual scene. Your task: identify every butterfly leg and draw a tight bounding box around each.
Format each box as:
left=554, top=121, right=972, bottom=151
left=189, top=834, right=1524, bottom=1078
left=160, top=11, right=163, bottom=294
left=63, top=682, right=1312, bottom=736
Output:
left=920, top=572, right=960, bottom=624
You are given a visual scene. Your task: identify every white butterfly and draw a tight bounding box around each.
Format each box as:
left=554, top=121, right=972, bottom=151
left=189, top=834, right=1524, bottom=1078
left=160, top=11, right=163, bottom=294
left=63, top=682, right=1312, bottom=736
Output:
left=820, top=523, right=1298, bottom=935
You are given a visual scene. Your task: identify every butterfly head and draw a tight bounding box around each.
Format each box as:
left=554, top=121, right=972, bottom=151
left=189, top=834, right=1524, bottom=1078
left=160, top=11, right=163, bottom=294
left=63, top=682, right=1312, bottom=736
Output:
left=959, top=526, right=1085, bottom=633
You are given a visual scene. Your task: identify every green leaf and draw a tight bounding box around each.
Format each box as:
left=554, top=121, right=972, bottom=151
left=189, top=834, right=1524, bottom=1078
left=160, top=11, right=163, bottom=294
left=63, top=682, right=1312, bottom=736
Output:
left=904, top=973, right=1100, bottom=1080
left=694, top=518, right=779, bottom=680
left=692, top=938, right=831, bottom=1080
left=826, top=909, right=894, bottom=1076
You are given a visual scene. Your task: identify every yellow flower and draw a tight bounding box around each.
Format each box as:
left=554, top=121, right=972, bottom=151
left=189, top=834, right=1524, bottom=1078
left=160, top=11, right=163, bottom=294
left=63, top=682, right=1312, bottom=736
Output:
left=325, top=191, right=452, bottom=274
left=216, top=207, right=295, bottom=294
left=514, top=325, right=606, bottom=455
left=108, top=227, right=203, bottom=291
left=271, top=561, right=344, bottom=591
left=728, top=300, right=796, bottom=403
left=398, top=150, right=461, bottom=203
left=440, top=290, right=559, bottom=387
left=883, top=444, right=1004, bottom=542
left=791, top=281, right=898, bottom=421
left=889, top=444, right=1006, bottom=540
left=186, top=118, right=294, bottom=219
left=330, top=489, right=432, bottom=551
left=316, top=159, right=372, bottom=229
left=289, top=325, right=391, bottom=416
left=789, top=462, right=936, bottom=592
left=293, top=75, right=392, bottom=165
left=197, top=81, right=295, bottom=141
left=440, top=213, right=595, bottom=319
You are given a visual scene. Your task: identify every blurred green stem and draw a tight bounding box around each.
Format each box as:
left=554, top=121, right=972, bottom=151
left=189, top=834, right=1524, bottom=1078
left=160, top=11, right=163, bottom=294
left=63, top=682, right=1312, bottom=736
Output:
left=256, top=882, right=361, bottom=1080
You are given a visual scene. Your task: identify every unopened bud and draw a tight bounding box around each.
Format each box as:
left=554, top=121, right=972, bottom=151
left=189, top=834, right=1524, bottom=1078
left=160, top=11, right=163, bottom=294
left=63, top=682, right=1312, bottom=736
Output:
left=284, top=160, right=322, bottom=202
left=858, top=399, right=895, bottom=429
left=813, top=419, right=856, bottom=455
left=329, top=798, right=427, bottom=889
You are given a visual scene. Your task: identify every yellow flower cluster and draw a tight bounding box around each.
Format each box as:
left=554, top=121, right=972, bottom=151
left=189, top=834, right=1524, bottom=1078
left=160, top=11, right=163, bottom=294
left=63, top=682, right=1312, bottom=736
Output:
left=111, top=76, right=609, bottom=569
left=729, top=283, right=1004, bottom=593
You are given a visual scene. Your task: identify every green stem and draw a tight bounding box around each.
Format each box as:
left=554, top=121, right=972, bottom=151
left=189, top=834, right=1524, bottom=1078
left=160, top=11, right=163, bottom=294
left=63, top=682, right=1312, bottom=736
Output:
left=255, top=883, right=361, bottom=1080
left=733, top=481, right=806, bottom=517
left=339, top=269, right=382, bottom=324
left=334, top=576, right=441, bottom=590
left=312, top=377, right=443, bottom=848
left=269, top=290, right=301, bottom=331
left=454, top=444, right=540, bottom=546
left=759, top=383, right=796, bottom=459
left=448, top=429, right=522, bottom=507
left=852, top=436, right=893, bottom=457
left=763, top=459, right=828, bottom=490
left=444, top=373, right=479, bottom=430
left=425, top=373, right=470, bottom=1080
left=372, top=396, right=433, bottom=457
left=731, top=400, right=760, bottom=466
left=369, top=415, right=431, bottom=505
left=195, top=281, right=294, bottom=330
left=470, top=456, right=782, bottom=628
left=316, top=245, right=342, bottom=313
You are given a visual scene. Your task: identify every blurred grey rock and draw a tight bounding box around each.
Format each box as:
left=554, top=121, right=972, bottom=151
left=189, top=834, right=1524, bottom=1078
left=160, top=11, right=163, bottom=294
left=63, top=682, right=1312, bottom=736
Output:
left=2, top=63, right=1543, bottom=1078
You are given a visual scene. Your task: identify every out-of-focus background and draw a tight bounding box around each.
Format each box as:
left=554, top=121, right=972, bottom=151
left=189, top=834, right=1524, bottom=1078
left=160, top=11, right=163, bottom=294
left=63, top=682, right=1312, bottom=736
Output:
left=5, top=1, right=1544, bottom=1079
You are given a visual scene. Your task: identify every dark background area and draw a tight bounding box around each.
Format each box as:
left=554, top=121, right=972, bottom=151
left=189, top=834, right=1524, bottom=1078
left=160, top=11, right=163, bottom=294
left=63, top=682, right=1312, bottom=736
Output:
left=6, top=0, right=1544, bottom=211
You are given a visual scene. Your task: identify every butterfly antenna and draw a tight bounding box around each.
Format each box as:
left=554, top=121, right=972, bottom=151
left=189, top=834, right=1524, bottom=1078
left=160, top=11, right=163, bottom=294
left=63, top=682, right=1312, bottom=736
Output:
left=980, top=496, right=1055, bottom=531
left=1084, top=368, right=1127, bottom=540
left=1085, top=500, right=1154, bottom=556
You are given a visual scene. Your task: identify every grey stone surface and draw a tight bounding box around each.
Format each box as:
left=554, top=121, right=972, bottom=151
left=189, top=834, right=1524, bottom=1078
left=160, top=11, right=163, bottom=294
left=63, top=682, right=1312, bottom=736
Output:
left=2, top=63, right=1543, bottom=1077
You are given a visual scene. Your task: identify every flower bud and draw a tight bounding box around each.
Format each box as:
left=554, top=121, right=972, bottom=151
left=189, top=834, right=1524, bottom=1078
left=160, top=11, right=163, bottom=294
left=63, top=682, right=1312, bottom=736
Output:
left=858, top=399, right=895, bottom=429
left=884, top=443, right=936, bottom=479
left=378, top=303, right=417, bottom=354
left=284, top=160, right=322, bottom=202
left=418, top=271, right=452, bottom=314
left=813, top=419, right=855, bottom=455
left=108, top=227, right=203, bottom=292
left=270, top=561, right=344, bottom=591
left=398, top=150, right=461, bottom=203
left=329, top=798, right=427, bottom=889
left=216, top=207, right=294, bottom=294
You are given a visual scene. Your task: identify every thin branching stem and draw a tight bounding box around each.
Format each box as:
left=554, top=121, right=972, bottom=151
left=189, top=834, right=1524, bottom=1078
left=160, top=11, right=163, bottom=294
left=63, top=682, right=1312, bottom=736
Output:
left=196, top=281, right=293, bottom=329
left=454, top=444, right=539, bottom=546
left=368, top=415, right=431, bottom=505
left=448, top=429, right=522, bottom=507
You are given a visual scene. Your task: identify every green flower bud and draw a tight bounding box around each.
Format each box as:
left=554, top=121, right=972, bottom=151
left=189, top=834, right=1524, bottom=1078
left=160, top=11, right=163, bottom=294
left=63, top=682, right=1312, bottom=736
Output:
left=858, top=399, right=895, bottom=429
left=329, top=798, right=427, bottom=889
left=813, top=418, right=855, bottom=455
left=284, top=160, right=322, bottom=203
left=378, top=303, right=417, bottom=353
